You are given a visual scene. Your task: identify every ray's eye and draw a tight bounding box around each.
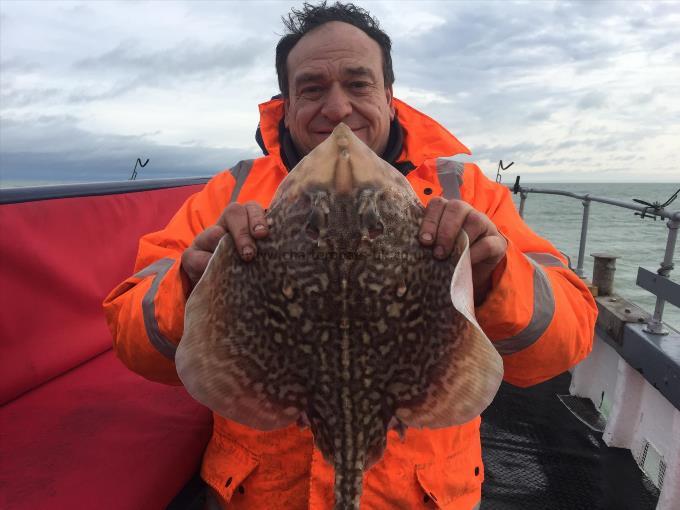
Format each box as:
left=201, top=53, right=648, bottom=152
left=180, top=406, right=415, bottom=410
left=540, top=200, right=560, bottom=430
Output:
left=306, top=223, right=320, bottom=240
left=368, top=222, right=384, bottom=240
left=305, top=206, right=324, bottom=240
left=361, top=203, right=385, bottom=241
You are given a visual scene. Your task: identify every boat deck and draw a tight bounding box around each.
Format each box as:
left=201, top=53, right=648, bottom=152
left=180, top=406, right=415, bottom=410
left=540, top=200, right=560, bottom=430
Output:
left=481, top=372, right=659, bottom=509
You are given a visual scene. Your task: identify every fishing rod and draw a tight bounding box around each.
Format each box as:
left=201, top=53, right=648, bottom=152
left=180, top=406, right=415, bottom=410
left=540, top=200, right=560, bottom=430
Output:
left=633, top=187, right=680, bottom=221
left=129, top=158, right=149, bottom=181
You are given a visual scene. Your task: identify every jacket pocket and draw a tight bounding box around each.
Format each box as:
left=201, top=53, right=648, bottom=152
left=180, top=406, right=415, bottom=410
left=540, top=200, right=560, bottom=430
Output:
left=415, top=444, right=483, bottom=509
left=201, top=432, right=260, bottom=505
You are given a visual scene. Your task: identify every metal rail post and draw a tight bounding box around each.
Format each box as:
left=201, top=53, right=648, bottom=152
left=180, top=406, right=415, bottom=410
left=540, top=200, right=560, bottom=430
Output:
left=645, top=214, right=679, bottom=335
left=576, top=197, right=591, bottom=278
left=519, top=191, right=528, bottom=219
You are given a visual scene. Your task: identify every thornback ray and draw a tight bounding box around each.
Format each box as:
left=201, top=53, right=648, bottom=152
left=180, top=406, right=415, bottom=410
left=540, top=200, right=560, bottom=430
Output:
left=175, top=123, right=503, bottom=510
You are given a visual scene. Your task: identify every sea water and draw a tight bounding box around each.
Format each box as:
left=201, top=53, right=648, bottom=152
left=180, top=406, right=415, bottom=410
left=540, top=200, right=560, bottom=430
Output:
left=510, top=182, right=680, bottom=331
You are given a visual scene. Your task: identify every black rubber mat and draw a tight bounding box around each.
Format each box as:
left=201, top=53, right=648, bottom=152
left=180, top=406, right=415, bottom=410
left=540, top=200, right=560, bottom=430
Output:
left=480, top=372, right=660, bottom=510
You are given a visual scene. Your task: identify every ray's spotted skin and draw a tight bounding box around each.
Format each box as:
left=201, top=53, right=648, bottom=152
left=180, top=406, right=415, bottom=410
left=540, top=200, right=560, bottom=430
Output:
left=176, top=124, right=503, bottom=510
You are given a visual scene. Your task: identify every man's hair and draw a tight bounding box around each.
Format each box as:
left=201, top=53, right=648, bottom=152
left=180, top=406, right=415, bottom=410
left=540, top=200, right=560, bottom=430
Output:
left=275, top=1, right=394, bottom=97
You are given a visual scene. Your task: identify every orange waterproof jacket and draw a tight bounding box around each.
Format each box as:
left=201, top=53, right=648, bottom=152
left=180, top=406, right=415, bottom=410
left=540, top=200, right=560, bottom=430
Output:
left=104, top=97, right=597, bottom=509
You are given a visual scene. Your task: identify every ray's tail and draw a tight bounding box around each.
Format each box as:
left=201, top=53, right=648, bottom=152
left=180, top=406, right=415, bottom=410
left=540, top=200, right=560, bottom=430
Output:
left=333, top=442, right=366, bottom=510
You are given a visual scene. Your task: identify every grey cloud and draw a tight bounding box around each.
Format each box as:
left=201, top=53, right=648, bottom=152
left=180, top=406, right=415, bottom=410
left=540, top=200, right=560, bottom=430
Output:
left=466, top=141, right=542, bottom=163
left=388, top=1, right=677, bottom=137
left=1, top=87, right=62, bottom=108
left=59, top=38, right=272, bottom=102
left=394, top=5, right=616, bottom=78
left=412, top=91, right=571, bottom=135
left=2, top=0, right=678, bottom=186
left=525, top=156, right=613, bottom=168
left=2, top=36, right=274, bottom=107
left=65, top=79, right=146, bottom=104
left=577, top=91, right=607, bottom=110
left=1, top=70, right=150, bottom=108
left=553, top=138, right=615, bottom=151
left=0, top=58, right=40, bottom=73
left=466, top=128, right=654, bottom=172
left=0, top=115, right=258, bottom=186
left=552, top=133, right=628, bottom=153
left=525, top=109, right=553, bottom=122
left=629, top=92, right=655, bottom=106
left=75, top=38, right=268, bottom=77
left=627, top=3, right=680, bottom=51
left=58, top=2, right=94, bottom=17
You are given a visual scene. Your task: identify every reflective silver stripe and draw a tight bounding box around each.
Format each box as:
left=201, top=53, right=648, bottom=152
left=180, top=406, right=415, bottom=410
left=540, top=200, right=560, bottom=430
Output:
left=435, top=158, right=464, bottom=200
left=494, top=257, right=555, bottom=355
left=134, top=258, right=177, bottom=360
left=228, top=159, right=254, bottom=203
left=526, top=251, right=567, bottom=268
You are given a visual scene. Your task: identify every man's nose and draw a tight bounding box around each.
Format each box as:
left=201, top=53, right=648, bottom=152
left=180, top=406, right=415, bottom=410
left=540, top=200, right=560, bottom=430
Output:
left=321, top=83, right=352, bottom=122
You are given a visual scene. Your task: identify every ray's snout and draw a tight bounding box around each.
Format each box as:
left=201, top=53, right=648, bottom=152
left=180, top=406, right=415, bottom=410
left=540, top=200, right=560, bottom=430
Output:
left=305, top=123, right=361, bottom=196
left=274, top=123, right=411, bottom=202
left=332, top=127, right=353, bottom=195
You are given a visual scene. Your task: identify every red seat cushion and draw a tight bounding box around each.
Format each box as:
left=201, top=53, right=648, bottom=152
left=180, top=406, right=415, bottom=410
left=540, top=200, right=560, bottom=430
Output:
left=0, top=185, right=205, bottom=405
left=1, top=350, right=212, bottom=510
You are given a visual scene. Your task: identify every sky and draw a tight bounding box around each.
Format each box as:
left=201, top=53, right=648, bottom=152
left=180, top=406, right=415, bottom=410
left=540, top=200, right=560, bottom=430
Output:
left=1, top=0, right=679, bottom=186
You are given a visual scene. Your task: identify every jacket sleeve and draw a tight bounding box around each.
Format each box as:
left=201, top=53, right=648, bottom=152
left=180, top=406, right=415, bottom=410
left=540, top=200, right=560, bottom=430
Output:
left=461, top=164, right=597, bottom=387
left=103, top=173, right=236, bottom=385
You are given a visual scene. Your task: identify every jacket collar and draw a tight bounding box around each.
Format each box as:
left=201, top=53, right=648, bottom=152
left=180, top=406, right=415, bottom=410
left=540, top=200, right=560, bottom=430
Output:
left=255, top=96, right=470, bottom=170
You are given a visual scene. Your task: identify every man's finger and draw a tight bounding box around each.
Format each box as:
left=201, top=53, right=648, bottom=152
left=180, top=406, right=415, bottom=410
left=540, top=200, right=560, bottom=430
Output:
left=469, top=235, right=507, bottom=268
left=460, top=210, right=489, bottom=246
left=244, top=201, right=269, bottom=238
left=221, top=203, right=257, bottom=261
left=469, top=235, right=507, bottom=305
left=434, top=200, right=469, bottom=259
left=192, top=225, right=226, bottom=253
left=419, top=197, right=447, bottom=245
left=180, top=248, right=213, bottom=290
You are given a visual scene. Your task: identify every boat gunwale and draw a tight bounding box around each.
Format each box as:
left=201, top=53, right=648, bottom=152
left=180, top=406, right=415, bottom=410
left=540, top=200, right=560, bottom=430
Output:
left=0, top=177, right=212, bottom=205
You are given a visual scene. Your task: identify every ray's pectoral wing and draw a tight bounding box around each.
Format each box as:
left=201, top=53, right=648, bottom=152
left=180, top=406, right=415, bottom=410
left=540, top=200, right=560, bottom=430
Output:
left=396, top=232, right=504, bottom=428
left=175, top=234, right=302, bottom=430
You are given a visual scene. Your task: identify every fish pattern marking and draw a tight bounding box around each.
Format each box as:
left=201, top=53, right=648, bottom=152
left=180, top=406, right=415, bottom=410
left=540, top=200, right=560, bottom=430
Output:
left=176, top=124, right=503, bottom=510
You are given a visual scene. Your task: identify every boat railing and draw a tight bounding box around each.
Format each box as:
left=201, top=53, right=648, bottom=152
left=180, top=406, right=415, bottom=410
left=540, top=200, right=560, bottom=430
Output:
left=0, top=176, right=212, bottom=204
left=509, top=185, right=680, bottom=335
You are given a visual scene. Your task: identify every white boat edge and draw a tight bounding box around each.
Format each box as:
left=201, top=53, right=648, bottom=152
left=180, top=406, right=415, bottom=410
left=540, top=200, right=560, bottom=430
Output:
left=570, top=329, right=680, bottom=508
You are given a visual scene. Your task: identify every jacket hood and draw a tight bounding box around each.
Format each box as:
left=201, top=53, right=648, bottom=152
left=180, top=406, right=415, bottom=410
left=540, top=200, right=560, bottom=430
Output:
left=255, top=97, right=470, bottom=169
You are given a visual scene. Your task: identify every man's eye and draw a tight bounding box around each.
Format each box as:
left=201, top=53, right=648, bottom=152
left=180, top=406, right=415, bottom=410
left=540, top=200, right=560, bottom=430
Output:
left=300, top=86, right=323, bottom=97
left=350, top=81, right=371, bottom=90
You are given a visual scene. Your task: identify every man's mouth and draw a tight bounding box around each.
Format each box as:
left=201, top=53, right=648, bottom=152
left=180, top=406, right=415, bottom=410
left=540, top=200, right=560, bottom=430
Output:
left=315, top=127, right=365, bottom=135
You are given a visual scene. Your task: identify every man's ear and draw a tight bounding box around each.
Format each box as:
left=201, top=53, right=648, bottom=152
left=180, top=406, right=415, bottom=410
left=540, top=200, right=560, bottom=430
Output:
left=284, top=97, right=290, bottom=128
left=386, top=85, right=395, bottom=120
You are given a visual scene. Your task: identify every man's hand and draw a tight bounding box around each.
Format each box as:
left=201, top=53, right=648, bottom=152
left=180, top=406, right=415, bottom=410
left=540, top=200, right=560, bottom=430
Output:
left=418, top=198, right=507, bottom=305
left=180, top=202, right=268, bottom=293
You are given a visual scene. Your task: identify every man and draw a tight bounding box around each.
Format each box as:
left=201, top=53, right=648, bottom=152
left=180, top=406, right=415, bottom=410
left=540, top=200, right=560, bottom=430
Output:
left=104, top=2, right=597, bottom=508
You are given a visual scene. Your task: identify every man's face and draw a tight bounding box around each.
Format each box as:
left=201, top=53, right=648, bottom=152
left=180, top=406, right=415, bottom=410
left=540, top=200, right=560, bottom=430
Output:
left=284, top=21, right=395, bottom=156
